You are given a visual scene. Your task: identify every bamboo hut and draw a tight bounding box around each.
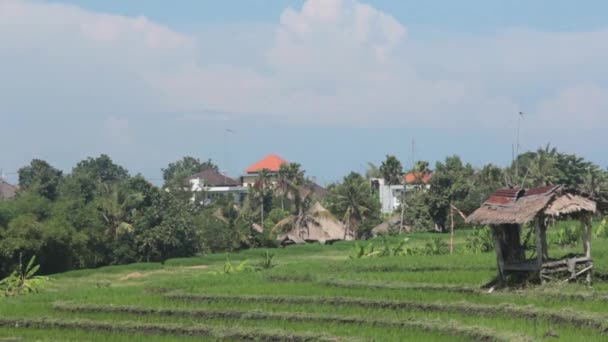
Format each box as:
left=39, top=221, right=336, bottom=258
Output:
left=277, top=202, right=354, bottom=245
left=467, top=185, right=597, bottom=284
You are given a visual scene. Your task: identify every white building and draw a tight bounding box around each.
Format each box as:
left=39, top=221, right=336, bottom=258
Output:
left=188, top=169, right=247, bottom=204
left=371, top=173, right=432, bottom=214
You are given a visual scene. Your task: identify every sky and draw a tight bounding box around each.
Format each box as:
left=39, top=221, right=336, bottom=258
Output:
left=1, top=0, right=607, bottom=185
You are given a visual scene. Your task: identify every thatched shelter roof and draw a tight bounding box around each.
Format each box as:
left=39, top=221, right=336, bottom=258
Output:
left=277, top=202, right=353, bottom=244
left=371, top=215, right=411, bottom=236
left=467, top=185, right=597, bottom=226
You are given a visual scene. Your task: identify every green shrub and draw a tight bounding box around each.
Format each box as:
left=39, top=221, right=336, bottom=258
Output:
left=465, top=227, right=494, bottom=253
left=422, top=237, right=449, bottom=255
left=552, top=224, right=580, bottom=247
left=254, top=250, right=276, bottom=270
left=594, top=217, right=607, bottom=238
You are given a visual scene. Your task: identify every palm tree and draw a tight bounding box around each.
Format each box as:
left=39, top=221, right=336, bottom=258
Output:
left=525, top=145, right=560, bottom=187
left=327, top=173, right=377, bottom=239
left=365, top=162, right=382, bottom=179
left=253, top=168, right=273, bottom=226
left=96, top=183, right=143, bottom=240
left=273, top=184, right=318, bottom=239
left=379, top=155, right=403, bottom=185
left=276, top=163, right=304, bottom=211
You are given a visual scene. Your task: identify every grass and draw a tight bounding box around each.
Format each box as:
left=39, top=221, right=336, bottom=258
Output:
left=1, top=225, right=608, bottom=341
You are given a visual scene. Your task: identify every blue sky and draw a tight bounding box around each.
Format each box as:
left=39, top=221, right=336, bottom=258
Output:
left=1, top=0, right=607, bottom=185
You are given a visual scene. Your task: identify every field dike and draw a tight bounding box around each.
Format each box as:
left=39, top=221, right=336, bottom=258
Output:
left=52, top=302, right=531, bottom=342
left=164, top=293, right=608, bottom=334
left=341, top=265, right=496, bottom=273
left=265, top=274, right=477, bottom=293
left=267, top=275, right=608, bottom=302
left=0, top=317, right=342, bottom=341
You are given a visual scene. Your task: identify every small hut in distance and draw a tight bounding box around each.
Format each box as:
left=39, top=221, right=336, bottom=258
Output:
left=467, top=185, right=597, bottom=284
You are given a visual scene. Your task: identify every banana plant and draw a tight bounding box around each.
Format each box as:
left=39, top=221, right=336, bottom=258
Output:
left=0, top=255, right=50, bottom=297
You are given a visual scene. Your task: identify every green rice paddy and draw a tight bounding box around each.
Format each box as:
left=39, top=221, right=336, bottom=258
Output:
left=1, top=228, right=607, bottom=341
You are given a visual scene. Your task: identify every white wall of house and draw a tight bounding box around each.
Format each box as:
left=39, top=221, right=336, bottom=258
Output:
left=241, top=173, right=279, bottom=188
left=372, top=178, right=430, bottom=214
left=189, top=178, right=248, bottom=205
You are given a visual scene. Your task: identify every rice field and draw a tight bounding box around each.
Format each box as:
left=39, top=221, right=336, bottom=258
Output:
left=1, top=228, right=607, bottom=341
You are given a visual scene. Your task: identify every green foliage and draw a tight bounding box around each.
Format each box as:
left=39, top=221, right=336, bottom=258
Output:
left=552, top=224, right=580, bottom=247
left=219, top=255, right=252, bottom=275
left=255, top=250, right=276, bottom=270
left=162, top=156, right=217, bottom=193
left=0, top=255, right=49, bottom=297
left=379, top=155, right=403, bottom=185
left=349, top=238, right=415, bottom=259
left=18, top=159, right=63, bottom=200
left=593, top=217, right=607, bottom=238
left=422, top=237, right=449, bottom=255
left=72, top=155, right=129, bottom=184
left=402, top=190, right=435, bottom=231
left=325, top=172, right=381, bottom=238
left=465, top=227, right=494, bottom=253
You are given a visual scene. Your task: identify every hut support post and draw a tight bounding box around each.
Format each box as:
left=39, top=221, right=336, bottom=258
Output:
left=535, top=217, right=544, bottom=266
left=539, top=219, right=548, bottom=260
left=581, top=214, right=592, bottom=259
left=490, top=225, right=505, bottom=281
left=581, top=214, right=593, bottom=285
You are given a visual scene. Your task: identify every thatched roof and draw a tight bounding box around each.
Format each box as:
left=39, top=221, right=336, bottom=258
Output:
left=467, top=185, right=597, bottom=226
left=371, top=215, right=411, bottom=236
left=277, top=202, right=353, bottom=244
left=0, top=179, right=17, bottom=200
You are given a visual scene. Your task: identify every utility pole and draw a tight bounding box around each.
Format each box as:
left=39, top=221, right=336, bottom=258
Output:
left=515, top=112, right=525, bottom=179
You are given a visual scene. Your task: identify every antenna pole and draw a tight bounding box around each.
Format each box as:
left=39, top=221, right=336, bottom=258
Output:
left=515, top=112, right=524, bottom=179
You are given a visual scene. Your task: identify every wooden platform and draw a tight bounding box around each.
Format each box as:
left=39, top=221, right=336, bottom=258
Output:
left=503, top=256, right=593, bottom=284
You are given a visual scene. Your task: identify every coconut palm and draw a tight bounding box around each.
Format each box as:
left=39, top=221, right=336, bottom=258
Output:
left=252, top=168, right=273, bottom=225
left=273, top=184, right=318, bottom=239
left=276, top=163, right=304, bottom=211
left=379, top=155, right=403, bottom=185
left=326, top=172, right=379, bottom=239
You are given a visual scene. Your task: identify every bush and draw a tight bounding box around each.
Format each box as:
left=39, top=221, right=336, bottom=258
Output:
left=422, top=237, right=449, bottom=255
left=552, top=224, right=580, bottom=247
left=594, top=217, right=607, bottom=238
left=465, top=227, right=494, bottom=253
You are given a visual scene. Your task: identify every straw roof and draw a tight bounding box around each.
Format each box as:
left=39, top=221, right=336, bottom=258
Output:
left=467, top=185, right=597, bottom=226
left=544, top=193, right=596, bottom=218
left=277, top=202, right=353, bottom=244
left=371, top=215, right=411, bottom=236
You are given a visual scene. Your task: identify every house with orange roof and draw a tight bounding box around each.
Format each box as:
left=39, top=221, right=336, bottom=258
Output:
left=241, top=153, right=288, bottom=187
left=371, top=172, right=432, bottom=214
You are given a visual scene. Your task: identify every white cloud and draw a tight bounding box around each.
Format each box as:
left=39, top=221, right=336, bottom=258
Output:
left=536, top=84, right=608, bottom=129
left=0, top=0, right=607, bottom=136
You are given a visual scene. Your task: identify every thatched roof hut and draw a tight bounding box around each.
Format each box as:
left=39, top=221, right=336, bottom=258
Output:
left=277, top=202, right=353, bottom=245
left=467, top=185, right=597, bottom=284
left=467, top=186, right=596, bottom=225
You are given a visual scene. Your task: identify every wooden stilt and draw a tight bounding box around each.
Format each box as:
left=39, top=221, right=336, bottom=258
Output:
left=582, top=215, right=593, bottom=285
left=534, top=218, right=544, bottom=283
left=491, top=225, right=505, bottom=281
left=540, top=219, right=549, bottom=260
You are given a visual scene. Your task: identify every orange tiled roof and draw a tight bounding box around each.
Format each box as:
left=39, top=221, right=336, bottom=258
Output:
left=245, top=154, right=288, bottom=173
left=404, top=172, right=432, bottom=184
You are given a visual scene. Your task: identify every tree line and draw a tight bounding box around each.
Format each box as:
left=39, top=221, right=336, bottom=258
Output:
left=0, top=146, right=606, bottom=276
left=374, top=145, right=608, bottom=232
